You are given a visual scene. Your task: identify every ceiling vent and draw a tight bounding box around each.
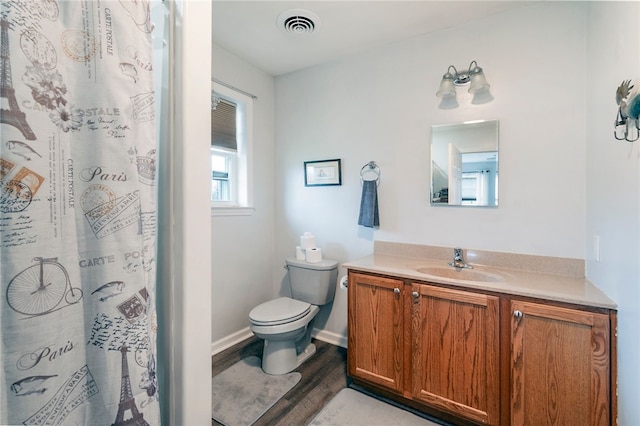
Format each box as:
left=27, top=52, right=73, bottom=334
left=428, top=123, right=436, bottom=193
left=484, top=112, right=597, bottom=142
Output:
left=277, top=9, right=321, bottom=36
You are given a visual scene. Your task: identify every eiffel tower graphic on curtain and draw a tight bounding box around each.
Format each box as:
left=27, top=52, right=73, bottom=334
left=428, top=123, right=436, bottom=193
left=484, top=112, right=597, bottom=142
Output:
left=112, top=345, right=149, bottom=426
left=0, top=18, right=36, bottom=140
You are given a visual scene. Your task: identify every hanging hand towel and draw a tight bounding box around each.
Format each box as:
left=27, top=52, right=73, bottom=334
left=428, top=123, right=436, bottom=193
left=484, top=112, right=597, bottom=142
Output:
left=358, top=180, right=380, bottom=228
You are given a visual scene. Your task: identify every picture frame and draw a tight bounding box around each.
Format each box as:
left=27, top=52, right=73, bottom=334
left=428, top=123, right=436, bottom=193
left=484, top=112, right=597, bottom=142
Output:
left=304, top=159, right=342, bottom=187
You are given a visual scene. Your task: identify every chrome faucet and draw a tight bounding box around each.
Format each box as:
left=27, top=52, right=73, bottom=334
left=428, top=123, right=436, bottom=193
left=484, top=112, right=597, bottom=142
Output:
left=448, top=248, right=473, bottom=269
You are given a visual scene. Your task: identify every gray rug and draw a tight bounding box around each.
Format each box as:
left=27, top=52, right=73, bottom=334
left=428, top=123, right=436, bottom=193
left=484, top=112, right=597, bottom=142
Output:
left=310, top=388, right=442, bottom=426
left=212, top=356, right=301, bottom=426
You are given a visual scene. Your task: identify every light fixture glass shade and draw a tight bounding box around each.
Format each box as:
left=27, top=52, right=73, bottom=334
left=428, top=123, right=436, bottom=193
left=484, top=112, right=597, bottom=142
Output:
left=436, top=73, right=456, bottom=98
left=468, top=67, right=490, bottom=94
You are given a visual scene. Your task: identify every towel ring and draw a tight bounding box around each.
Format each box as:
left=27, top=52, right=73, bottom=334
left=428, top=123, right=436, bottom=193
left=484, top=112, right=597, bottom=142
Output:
left=360, top=161, right=380, bottom=185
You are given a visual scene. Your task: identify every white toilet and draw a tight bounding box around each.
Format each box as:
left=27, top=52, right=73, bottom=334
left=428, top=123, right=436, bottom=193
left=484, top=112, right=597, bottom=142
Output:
left=249, top=257, right=338, bottom=375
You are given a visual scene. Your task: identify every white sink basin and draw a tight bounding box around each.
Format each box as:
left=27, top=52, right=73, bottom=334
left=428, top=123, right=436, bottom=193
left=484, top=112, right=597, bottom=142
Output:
left=415, top=266, right=505, bottom=282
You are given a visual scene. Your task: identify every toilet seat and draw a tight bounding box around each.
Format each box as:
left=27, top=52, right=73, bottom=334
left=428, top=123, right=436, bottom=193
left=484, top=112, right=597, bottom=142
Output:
left=249, top=297, right=311, bottom=326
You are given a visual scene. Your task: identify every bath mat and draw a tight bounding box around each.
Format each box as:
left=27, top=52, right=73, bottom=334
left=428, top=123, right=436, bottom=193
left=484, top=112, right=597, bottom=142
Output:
left=309, top=388, right=443, bottom=426
left=212, top=356, right=301, bottom=426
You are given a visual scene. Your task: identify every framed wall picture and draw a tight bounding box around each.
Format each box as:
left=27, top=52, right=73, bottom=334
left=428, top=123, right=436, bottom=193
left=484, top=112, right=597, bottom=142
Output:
left=304, top=159, right=342, bottom=186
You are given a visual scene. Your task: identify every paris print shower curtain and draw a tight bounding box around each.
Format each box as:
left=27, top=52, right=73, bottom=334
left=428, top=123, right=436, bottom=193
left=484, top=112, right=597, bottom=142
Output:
left=0, top=1, right=160, bottom=424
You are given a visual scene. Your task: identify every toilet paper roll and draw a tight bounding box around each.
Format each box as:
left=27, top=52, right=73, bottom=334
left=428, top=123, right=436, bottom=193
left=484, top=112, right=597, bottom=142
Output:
left=295, top=246, right=306, bottom=260
left=305, top=247, right=322, bottom=263
left=300, top=232, right=316, bottom=250
left=340, top=275, right=349, bottom=290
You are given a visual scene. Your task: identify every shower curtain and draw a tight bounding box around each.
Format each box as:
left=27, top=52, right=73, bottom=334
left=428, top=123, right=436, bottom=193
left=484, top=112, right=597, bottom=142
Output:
left=1, top=1, right=161, bottom=424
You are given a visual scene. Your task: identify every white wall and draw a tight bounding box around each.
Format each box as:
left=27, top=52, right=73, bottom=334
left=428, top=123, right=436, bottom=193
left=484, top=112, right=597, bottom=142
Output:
left=585, top=2, right=640, bottom=424
left=169, top=1, right=212, bottom=424
left=275, top=1, right=587, bottom=342
left=211, top=44, right=276, bottom=344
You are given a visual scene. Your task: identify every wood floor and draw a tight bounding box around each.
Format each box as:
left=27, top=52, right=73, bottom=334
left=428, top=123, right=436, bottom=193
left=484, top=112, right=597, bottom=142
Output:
left=211, top=336, right=350, bottom=426
left=211, top=336, right=452, bottom=426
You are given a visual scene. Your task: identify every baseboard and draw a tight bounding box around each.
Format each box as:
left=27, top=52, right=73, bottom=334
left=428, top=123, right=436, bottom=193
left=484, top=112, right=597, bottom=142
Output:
left=211, top=327, right=254, bottom=355
left=311, top=328, right=347, bottom=349
left=212, top=326, right=346, bottom=355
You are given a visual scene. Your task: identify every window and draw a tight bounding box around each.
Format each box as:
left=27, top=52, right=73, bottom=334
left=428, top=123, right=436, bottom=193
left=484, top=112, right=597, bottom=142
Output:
left=461, top=170, right=497, bottom=206
left=211, top=150, right=234, bottom=202
left=461, top=172, right=479, bottom=204
left=211, top=82, right=253, bottom=215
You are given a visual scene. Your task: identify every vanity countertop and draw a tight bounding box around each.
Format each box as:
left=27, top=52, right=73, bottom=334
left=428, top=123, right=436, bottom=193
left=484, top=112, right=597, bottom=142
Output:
left=344, top=253, right=616, bottom=310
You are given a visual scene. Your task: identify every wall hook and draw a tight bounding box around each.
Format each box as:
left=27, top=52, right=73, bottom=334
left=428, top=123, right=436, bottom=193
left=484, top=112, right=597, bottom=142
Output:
left=360, top=161, right=380, bottom=185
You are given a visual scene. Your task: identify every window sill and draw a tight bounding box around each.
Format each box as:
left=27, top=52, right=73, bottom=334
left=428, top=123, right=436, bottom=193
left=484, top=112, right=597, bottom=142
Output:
left=210, top=206, right=255, bottom=217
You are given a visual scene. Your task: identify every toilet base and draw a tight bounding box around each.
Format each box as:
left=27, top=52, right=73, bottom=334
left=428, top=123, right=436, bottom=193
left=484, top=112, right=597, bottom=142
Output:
left=262, top=337, right=296, bottom=375
left=261, top=338, right=317, bottom=375
left=252, top=304, right=320, bottom=375
left=296, top=341, right=317, bottom=368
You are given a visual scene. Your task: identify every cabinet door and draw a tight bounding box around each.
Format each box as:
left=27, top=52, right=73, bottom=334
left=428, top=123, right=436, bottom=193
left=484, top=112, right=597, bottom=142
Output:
left=511, top=301, right=610, bottom=426
left=347, top=272, right=404, bottom=392
left=412, top=284, right=500, bottom=425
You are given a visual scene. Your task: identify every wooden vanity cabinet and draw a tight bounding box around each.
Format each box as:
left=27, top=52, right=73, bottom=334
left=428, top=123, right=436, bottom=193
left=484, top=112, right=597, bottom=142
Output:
left=347, top=271, right=500, bottom=424
left=347, top=270, right=616, bottom=426
left=411, top=284, right=500, bottom=425
left=347, top=272, right=404, bottom=393
left=509, top=300, right=612, bottom=426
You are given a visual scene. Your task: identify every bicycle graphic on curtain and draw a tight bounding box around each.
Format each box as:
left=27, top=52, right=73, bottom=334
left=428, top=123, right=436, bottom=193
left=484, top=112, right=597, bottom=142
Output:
left=6, top=257, right=83, bottom=316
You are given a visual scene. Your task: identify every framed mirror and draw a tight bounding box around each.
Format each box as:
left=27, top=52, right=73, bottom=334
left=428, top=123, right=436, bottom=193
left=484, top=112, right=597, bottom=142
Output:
left=431, top=120, right=499, bottom=207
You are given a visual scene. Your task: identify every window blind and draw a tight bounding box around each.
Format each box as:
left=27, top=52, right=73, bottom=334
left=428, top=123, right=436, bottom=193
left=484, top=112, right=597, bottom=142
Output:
left=212, top=99, right=237, bottom=151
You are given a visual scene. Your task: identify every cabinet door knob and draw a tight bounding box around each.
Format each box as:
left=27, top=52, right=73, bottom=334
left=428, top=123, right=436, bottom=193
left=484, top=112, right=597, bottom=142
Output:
left=513, top=310, right=523, bottom=320
left=412, top=291, right=419, bottom=298
left=394, top=287, right=400, bottom=294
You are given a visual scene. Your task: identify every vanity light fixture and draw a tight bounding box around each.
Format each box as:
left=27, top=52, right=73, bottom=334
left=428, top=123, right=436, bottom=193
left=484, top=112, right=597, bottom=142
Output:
left=436, top=60, right=491, bottom=100
left=614, top=79, right=640, bottom=142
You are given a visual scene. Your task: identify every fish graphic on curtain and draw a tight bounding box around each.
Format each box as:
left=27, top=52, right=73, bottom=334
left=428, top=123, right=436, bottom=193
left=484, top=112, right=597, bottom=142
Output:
left=0, top=1, right=161, bottom=424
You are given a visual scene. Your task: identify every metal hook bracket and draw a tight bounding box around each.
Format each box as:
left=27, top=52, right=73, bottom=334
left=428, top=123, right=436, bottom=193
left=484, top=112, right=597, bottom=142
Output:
left=360, top=161, right=380, bottom=185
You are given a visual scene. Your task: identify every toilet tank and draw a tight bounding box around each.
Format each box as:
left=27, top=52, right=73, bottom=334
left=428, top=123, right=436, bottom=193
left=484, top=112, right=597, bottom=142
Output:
left=285, top=257, right=338, bottom=305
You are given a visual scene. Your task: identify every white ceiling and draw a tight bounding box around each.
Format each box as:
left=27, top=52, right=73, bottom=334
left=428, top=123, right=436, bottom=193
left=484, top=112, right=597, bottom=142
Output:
left=212, top=1, right=536, bottom=76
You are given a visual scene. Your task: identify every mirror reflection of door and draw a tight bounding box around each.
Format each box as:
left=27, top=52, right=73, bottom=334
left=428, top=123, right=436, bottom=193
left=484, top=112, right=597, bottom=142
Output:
left=448, top=143, right=462, bottom=204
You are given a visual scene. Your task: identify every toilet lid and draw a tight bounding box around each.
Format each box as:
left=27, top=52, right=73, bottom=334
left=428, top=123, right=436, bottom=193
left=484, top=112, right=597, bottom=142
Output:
left=249, top=297, right=311, bottom=326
